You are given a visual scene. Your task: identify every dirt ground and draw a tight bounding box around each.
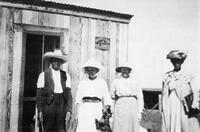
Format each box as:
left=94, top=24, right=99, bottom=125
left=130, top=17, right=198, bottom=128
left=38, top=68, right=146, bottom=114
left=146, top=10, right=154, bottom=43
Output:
left=140, top=109, right=200, bottom=132
left=140, top=109, right=162, bottom=132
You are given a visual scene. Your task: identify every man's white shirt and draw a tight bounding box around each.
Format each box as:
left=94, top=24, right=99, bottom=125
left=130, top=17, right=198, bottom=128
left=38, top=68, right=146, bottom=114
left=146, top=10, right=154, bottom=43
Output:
left=37, top=68, right=71, bottom=93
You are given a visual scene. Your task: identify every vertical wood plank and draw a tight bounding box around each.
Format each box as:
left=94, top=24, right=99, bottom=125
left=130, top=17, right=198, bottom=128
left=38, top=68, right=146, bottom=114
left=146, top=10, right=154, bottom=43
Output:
left=119, top=23, right=128, bottom=63
left=105, top=21, right=111, bottom=87
left=126, top=24, right=130, bottom=62
left=7, top=7, right=15, bottom=132
left=115, top=23, right=120, bottom=67
left=0, top=7, right=14, bottom=132
left=80, top=18, right=90, bottom=79
left=69, top=16, right=82, bottom=95
left=109, top=22, right=117, bottom=88
left=10, top=30, right=23, bottom=132
left=68, top=17, right=82, bottom=130
left=0, top=6, right=9, bottom=132
left=88, top=18, right=96, bottom=58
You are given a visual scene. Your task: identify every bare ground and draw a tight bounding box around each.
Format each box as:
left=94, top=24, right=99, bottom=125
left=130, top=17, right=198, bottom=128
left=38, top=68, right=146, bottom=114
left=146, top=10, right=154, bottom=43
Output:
left=140, top=109, right=162, bottom=132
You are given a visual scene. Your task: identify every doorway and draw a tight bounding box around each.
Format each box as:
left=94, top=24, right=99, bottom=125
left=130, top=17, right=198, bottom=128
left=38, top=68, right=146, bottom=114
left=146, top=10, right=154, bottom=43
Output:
left=21, top=33, right=60, bottom=132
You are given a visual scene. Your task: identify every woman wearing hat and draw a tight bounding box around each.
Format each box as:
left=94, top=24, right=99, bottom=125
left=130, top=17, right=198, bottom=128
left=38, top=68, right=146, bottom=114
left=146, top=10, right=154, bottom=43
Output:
left=75, top=58, right=112, bottom=132
left=110, top=62, right=144, bottom=132
left=36, top=50, right=72, bottom=132
left=161, top=50, right=200, bottom=132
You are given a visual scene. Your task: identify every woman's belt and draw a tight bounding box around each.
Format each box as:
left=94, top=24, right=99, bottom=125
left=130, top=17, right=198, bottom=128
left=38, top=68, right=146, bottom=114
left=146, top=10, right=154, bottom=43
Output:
left=82, top=97, right=101, bottom=103
left=116, top=95, right=137, bottom=100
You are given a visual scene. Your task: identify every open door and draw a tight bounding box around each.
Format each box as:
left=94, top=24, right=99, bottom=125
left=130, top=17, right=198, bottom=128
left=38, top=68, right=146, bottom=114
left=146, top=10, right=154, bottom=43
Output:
left=21, top=33, right=60, bottom=132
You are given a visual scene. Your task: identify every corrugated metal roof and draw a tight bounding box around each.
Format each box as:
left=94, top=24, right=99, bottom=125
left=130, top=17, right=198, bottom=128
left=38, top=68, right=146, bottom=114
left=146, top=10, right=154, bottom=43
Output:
left=43, top=0, right=130, bottom=14
left=43, top=0, right=74, bottom=5
left=0, top=0, right=133, bottom=20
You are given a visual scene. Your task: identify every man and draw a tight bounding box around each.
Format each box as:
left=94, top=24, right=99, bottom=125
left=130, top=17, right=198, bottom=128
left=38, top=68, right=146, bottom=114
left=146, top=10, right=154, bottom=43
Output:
left=36, top=49, right=72, bottom=132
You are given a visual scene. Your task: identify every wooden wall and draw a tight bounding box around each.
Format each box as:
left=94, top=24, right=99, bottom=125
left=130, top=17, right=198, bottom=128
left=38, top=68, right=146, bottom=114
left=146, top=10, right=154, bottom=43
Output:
left=0, top=6, right=130, bottom=132
left=68, top=16, right=129, bottom=118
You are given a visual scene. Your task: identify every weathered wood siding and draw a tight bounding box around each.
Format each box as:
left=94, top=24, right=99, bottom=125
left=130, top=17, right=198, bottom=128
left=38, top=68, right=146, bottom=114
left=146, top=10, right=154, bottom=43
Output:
left=68, top=17, right=129, bottom=111
left=0, top=6, right=130, bottom=132
left=0, top=6, right=15, bottom=132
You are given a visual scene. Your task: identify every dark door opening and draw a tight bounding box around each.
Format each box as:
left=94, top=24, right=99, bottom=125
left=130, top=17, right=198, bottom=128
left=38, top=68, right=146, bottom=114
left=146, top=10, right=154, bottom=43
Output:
left=22, top=33, right=60, bottom=132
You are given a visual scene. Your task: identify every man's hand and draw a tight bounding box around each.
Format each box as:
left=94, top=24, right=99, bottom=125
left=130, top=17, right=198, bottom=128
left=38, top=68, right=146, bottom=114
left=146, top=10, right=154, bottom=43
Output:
left=191, top=101, right=199, bottom=109
left=65, top=112, right=72, bottom=130
left=38, top=111, right=43, bottom=122
left=65, top=112, right=72, bottom=122
left=75, top=116, right=78, bottom=123
left=137, top=112, right=142, bottom=121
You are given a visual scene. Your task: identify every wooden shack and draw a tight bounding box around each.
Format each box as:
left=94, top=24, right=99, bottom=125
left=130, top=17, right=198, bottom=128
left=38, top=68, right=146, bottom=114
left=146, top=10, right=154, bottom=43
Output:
left=0, top=0, right=132, bottom=131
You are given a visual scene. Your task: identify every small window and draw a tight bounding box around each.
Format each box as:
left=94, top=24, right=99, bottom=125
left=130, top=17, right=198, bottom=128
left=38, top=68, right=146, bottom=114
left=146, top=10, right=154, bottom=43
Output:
left=143, top=90, right=161, bottom=110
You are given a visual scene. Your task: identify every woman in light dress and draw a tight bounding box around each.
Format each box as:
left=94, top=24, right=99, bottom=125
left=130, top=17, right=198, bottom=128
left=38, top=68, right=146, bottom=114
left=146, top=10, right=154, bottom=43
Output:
left=75, top=58, right=112, bottom=132
left=111, top=62, right=144, bottom=132
left=161, top=50, right=200, bottom=132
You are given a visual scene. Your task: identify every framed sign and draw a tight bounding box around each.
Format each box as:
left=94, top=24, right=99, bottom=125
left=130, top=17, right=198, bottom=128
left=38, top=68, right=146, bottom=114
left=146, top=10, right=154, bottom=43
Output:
left=95, top=37, right=110, bottom=51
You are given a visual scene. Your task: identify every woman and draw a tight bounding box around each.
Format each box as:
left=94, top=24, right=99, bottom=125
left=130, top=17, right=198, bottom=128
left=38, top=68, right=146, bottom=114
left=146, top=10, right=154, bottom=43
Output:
left=161, top=50, right=200, bottom=132
left=75, top=58, right=112, bottom=132
left=111, top=62, right=144, bottom=132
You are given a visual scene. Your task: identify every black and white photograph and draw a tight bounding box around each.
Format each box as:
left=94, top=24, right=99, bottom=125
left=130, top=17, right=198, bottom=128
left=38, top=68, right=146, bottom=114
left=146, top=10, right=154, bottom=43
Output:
left=0, top=0, right=199, bottom=132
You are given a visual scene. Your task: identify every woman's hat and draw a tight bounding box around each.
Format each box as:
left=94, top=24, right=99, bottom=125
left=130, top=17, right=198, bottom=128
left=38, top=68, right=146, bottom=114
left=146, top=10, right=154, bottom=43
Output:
left=166, top=50, right=187, bottom=60
left=43, top=49, right=67, bottom=63
left=116, top=62, right=132, bottom=73
left=81, top=58, right=104, bottom=72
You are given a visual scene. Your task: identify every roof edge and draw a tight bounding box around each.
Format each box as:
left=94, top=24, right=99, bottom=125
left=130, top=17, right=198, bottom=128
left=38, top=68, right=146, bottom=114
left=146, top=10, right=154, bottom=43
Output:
left=0, top=0, right=133, bottom=21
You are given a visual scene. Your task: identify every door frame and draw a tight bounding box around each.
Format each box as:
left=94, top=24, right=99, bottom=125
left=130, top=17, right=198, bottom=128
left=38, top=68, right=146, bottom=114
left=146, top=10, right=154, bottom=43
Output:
left=10, top=24, right=69, bottom=132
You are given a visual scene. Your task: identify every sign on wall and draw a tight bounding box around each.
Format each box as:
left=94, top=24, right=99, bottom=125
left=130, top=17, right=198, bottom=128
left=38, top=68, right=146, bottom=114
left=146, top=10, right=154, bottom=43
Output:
left=95, top=37, right=110, bottom=51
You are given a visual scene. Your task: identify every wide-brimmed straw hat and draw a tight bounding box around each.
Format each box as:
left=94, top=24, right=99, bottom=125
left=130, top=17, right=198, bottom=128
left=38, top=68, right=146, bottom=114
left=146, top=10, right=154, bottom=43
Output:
left=116, top=62, right=132, bottom=73
left=81, top=58, right=104, bottom=72
left=166, top=50, right=187, bottom=60
left=43, top=49, right=67, bottom=63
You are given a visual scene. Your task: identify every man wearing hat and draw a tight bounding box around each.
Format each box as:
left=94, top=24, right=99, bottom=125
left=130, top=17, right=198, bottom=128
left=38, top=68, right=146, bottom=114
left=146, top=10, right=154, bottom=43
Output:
left=161, top=50, right=200, bottom=132
left=36, top=49, right=72, bottom=132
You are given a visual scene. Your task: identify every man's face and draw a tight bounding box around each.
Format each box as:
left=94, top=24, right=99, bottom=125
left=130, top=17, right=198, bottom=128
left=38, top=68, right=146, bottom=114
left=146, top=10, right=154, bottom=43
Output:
left=51, top=58, right=63, bottom=71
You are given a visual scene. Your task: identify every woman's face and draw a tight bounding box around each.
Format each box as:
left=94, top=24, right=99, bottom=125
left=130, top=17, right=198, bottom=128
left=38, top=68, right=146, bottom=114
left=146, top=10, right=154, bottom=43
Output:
left=170, top=59, right=184, bottom=71
left=121, top=67, right=131, bottom=78
left=85, top=67, right=99, bottom=79
left=51, top=58, right=63, bottom=71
